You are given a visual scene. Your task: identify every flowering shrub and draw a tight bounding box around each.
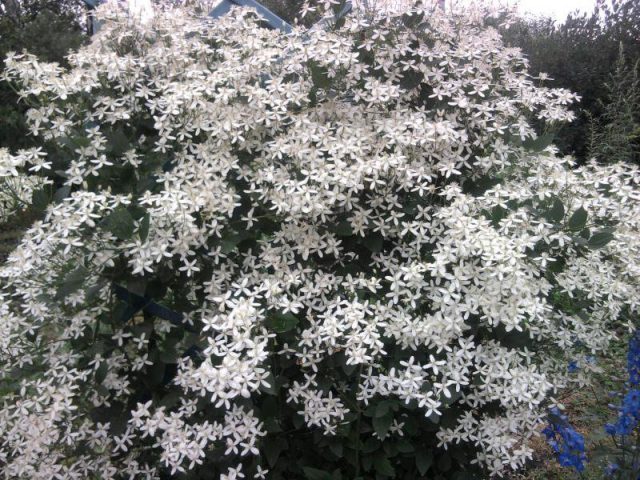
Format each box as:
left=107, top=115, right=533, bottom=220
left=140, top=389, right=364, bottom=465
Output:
left=0, top=147, right=50, bottom=221
left=1, top=1, right=639, bottom=479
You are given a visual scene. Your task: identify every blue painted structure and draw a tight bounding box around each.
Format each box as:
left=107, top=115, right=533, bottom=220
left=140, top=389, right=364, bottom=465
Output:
left=209, top=0, right=292, bottom=33
left=82, top=0, right=293, bottom=33
left=83, top=0, right=355, bottom=36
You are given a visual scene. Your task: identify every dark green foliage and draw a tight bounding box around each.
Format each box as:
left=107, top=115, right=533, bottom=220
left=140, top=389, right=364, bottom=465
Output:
left=101, top=206, right=136, bottom=240
left=588, top=229, right=615, bottom=249
left=568, top=207, right=588, bottom=231
left=56, top=264, right=90, bottom=298
left=587, top=46, right=640, bottom=164
left=0, top=0, right=87, bottom=151
left=265, top=312, right=299, bottom=333
left=258, top=0, right=306, bottom=25
left=500, top=0, right=640, bottom=162
left=258, top=0, right=322, bottom=26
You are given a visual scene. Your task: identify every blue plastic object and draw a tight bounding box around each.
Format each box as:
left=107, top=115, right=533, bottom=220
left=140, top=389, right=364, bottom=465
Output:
left=112, top=283, right=196, bottom=333
left=209, top=0, right=292, bottom=33
left=82, top=0, right=292, bottom=33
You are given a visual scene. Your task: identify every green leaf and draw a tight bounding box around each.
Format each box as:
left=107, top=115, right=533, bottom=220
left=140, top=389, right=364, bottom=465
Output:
left=588, top=229, right=614, bottom=249
left=128, top=205, right=148, bottom=221
left=416, top=449, right=433, bottom=475
left=94, top=362, right=108, bottom=384
left=361, top=437, right=381, bottom=454
left=329, top=440, right=343, bottom=457
left=303, top=467, right=333, bottom=480
left=263, top=416, right=283, bottom=433
left=573, top=236, right=588, bottom=247
left=292, top=413, right=305, bottom=429
left=266, top=312, right=299, bottom=333
left=264, top=438, right=288, bottom=467
left=332, top=221, right=353, bottom=237
left=221, top=236, right=241, bottom=254
left=102, top=206, right=135, bottom=240
left=372, top=412, right=393, bottom=439
left=31, top=187, right=49, bottom=212
left=259, top=372, right=278, bottom=395
left=375, top=401, right=390, bottom=418
left=147, top=360, right=165, bottom=387
left=374, top=400, right=397, bottom=418
left=107, top=410, right=129, bottom=436
left=105, top=128, right=130, bottom=156
left=490, top=205, right=508, bottom=225
left=399, top=70, right=423, bottom=91
left=95, top=384, right=109, bottom=398
left=545, top=197, right=565, bottom=223
left=56, top=265, right=89, bottom=298
left=308, top=87, right=318, bottom=106
left=261, top=396, right=278, bottom=416
left=361, top=455, right=373, bottom=472
left=426, top=411, right=441, bottom=424
left=440, top=389, right=463, bottom=406
left=382, top=442, right=397, bottom=457
left=579, top=227, right=591, bottom=239
left=523, top=132, right=554, bottom=152
left=373, top=456, right=395, bottom=477
left=567, top=207, right=588, bottom=231
left=309, top=61, right=331, bottom=89
left=342, top=361, right=357, bottom=376
left=363, top=233, right=383, bottom=253
left=220, top=230, right=253, bottom=254
left=437, top=453, right=452, bottom=472
left=158, top=390, right=181, bottom=409
left=363, top=403, right=377, bottom=417
left=139, top=212, right=150, bottom=242
left=159, top=347, right=178, bottom=364
left=395, top=439, right=414, bottom=453
left=54, top=186, right=70, bottom=203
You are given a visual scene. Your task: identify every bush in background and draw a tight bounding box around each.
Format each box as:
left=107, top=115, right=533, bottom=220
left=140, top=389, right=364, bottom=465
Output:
left=587, top=46, right=640, bottom=164
left=0, top=0, right=87, bottom=152
left=501, top=0, right=640, bottom=162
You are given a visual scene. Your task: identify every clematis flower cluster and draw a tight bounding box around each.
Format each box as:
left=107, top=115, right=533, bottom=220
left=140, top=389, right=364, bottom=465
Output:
left=0, top=0, right=639, bottom=478
left=0, top=148, right=51, bottom=220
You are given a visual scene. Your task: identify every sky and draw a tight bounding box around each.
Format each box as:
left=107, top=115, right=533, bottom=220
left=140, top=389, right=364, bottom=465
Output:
left=510, top=0, right=598, bottom=20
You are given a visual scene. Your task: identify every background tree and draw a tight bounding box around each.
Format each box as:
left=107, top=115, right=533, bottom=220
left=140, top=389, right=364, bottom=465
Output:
left=0, top=0, right=87, bottom=152
left=0, top=0, right=87, bottom=257
left=501, top=0, right=640, bottom=162
left=587, top=46, right=640, bottom=164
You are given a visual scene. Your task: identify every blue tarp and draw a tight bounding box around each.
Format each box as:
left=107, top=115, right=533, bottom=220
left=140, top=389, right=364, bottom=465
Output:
left=209, top=0, right=292, bottom=33
left=82, top=0, right=292, bottom=33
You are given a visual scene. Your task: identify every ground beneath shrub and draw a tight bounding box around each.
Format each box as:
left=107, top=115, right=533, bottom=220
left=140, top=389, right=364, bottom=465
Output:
left=510, top=336, right=628, bottom=480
